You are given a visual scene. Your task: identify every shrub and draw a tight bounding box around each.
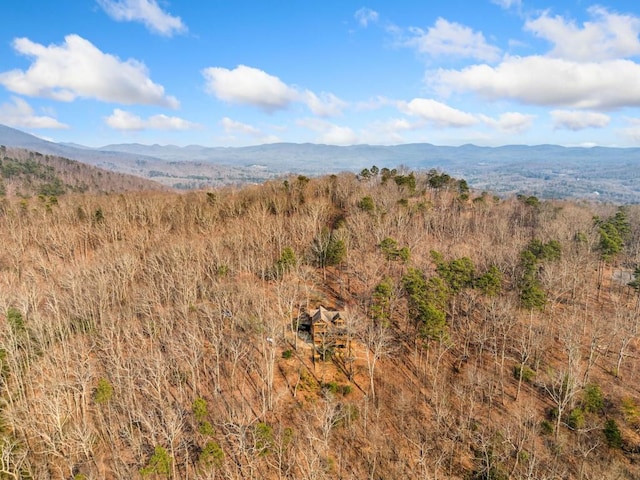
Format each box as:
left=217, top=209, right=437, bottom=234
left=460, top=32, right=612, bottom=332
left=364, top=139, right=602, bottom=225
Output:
left=323, top=382, right=352, bottom=396
left=358, top=196, right=375, bottom=212
left=582, top=384, right=604, bottom=413
left=193, top=398, right=215, bottom=436
left=603, top=419, right=622, bottom=449
left=6, top=307, right=25, bottom=335
left=193, top=397, right=208, bottom=423
left=281, top=349, right=293, bottom=359
left=621, top=397, right=639, bottom=425
left=93, top=378, right=113, bottom=405
left=255, top=422, right=274, bottom=455
left=140, top=445, right=172, bottom=477
left=568, top=408, right=585, bottom=430
left=513, top=364, right=535, bottom=383
left=199, top=440, right=224, bottom=468
left=540, top=420, right=554, bottom=435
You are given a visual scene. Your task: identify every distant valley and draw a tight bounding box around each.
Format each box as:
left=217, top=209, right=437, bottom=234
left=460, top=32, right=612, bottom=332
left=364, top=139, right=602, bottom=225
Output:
left=1, top=124, right=639, bottom=203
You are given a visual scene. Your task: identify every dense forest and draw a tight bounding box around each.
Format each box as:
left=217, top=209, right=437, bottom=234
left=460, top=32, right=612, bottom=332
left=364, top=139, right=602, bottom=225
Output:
left=0, top=163, right=639, bottom=479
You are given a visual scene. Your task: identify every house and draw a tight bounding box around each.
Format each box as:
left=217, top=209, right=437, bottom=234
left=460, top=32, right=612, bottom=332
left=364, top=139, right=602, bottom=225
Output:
left=310, top=306, right=348, bottom=349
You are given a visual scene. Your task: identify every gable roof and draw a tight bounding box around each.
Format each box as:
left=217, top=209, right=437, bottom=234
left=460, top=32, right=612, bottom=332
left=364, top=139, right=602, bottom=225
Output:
left=311, top=306, right=341, bottom=325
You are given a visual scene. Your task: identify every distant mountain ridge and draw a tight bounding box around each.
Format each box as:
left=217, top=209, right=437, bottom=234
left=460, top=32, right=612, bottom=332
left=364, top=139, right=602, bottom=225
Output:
left=1, top=124, right=639, bottom=202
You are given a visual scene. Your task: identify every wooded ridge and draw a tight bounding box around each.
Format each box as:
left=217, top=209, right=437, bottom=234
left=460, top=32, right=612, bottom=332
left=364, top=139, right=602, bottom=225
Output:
left=0, top=166, right=639, bottom=479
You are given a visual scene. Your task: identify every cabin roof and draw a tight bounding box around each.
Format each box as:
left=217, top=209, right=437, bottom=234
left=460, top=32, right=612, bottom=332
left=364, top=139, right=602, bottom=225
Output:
left=311, top=306, right=341, bottom=325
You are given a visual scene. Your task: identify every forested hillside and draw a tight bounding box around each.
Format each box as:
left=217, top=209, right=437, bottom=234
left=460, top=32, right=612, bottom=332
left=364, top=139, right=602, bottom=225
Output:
left=0, top=168, right=639, bottom=479
left=0, top=147, right=167, bottom=198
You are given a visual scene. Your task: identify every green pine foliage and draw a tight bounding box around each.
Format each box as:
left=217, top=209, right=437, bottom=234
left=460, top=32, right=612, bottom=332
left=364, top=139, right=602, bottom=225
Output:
left=379, top=237, right=410, bottom=262
left=595, top=208, right=630, bottom=262
left=371, top=277, right=395, bottom=324
left=603, top=419, right=622, bottom=449
left=357, top=195, right=375, bottom=212
left=475, top=266, right=503, bottom=296
left=436, top=256, right=475, bottom=293
left=517, top=240, right=562, bottom=310
left=582, top=384, right=604, bottom=413
left=199, top=440, right=224, bottom=468
left=402, top=268, right=449, bottom=341
left=140, top=446, right=172, bottom=477
left=313, top=228, right=347, bottom=268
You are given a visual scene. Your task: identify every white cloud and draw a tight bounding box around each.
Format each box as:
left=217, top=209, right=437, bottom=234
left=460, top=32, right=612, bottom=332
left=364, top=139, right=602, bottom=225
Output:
left=397, top=98, right=533, bottom=134
left=0, top=35, right=178, bottom=108
left=381, top=118, right=415, bottom=132
left=220, top=117, right=262, bottom=136
left=354, top=8, right=379, bottom=27
left=399, top=98, right=478, bottom=127
left=434, top=55, right=640, bottom=110
left=203, top=65, right=298, bottom=113
left=297, top=118, right=358, bottom=145
left=480, top=112, right=535, bottom=133
left=0, top=97, right=68, bottom=129
left=105, top=108, right=199, bottom=130
left=356, top=96, right=395, bottom=111
left=303, top=91, right=347, bottom=117
left=97, top=0, right=186, bottom=36
left=491, top=0, right=521, bottom=9
left=525, top=7, right=640, bottom=62
left=360, top=117, right=423, bottom=144
left=405, top=18, right=501, bottom=62
left=202, top=65, right=346, bottom=116
left=220, top=117, right=280, bottom=144
left=551, top=110, right=610, bottom=130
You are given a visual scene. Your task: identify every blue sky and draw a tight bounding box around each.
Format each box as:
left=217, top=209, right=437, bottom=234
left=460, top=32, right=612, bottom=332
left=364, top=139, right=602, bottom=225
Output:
left=2, top=0, right=640, bottom=147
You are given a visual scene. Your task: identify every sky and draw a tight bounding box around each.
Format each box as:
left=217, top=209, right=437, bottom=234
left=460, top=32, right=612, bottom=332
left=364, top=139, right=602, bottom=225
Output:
left=2, top=0, right=640, bottom=148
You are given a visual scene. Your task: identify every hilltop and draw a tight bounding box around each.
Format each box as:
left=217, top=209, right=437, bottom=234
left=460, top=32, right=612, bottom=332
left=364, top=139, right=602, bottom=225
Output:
left=0, top=168, right=639, bottom=479
left=0, top=146, right=167, bottom=197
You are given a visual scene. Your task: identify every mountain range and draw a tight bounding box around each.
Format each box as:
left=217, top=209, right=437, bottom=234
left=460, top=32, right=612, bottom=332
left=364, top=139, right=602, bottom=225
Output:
left=1, top=124, right=639, bottom=203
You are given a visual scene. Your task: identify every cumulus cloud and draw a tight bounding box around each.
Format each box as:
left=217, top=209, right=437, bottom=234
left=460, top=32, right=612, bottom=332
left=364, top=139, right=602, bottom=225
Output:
left=297, top=118, right=358, bottom=145
left=203, top=65, right=298, bottom=112
left=381, top=118, right=416, bottom=132
left=433, top=56, right=640, bottom=110
left=399, top=98, right=478, bottom=127
left=480, top=112, right=535, bottom=133
left=526, top=7, right=640, bottom=62
left=220, top=117, right=280, bottom=143
left=354, top=7, right=379, bottom=27
left=303, top=91, right=347, bottom=117
left=361, top=117, right=423, bottom=144
left=97, top=0, right=186, bottom=36
left=397, top=98, right=533, bottom=134
left=551, top=110, right=610, bottom=130
left=405, top=18, right=501, bottom=62
left=105, top=108, right=199, bottom=130
left=220, top=117, right=262, bottom=136
left=202, top=65, right=346, bottom=116
left=0, top=35, right=178, bottom=108
left=421, top=7, right=640, bottom=116
left=0, top=97, right=68, bottom=129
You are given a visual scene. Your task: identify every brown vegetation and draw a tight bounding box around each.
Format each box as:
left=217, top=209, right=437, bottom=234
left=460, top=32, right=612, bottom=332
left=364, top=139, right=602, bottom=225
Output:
left=0, top=147, right=167, bottom=198
left=0, top=168, right=639, bottom=479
